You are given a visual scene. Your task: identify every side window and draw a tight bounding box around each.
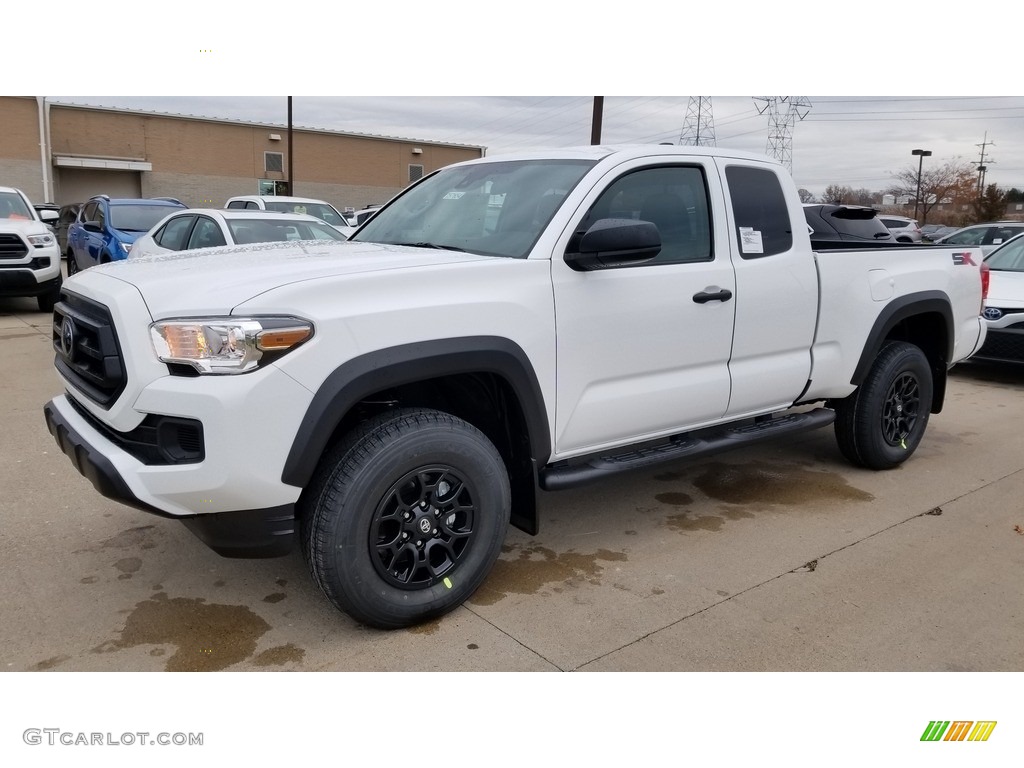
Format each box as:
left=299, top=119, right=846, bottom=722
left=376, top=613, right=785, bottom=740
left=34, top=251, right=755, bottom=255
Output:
left=187, top=217, right=227, bottom=250
left=226, top=200, right=246, bottom=209
left=94, top=203, right=107, bottom=230
left=949, top=228, right=985, bottom=245
left=245, top=201, right=260, bottom=210
left=725, top=166, right=794, bottom=258
left=80, top=203, right=96, bottom=223
left=154, top=215, right=196, bottom=251
left=576, top=165, right=713, bottom=266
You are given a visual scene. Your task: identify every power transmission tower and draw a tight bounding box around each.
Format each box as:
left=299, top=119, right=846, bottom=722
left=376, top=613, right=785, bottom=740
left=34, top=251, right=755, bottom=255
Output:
left=973, top=132, right=995, bottom=195
left=678, top=97, right=716, bottom=146
left=753, top=96, right=812, bottom=172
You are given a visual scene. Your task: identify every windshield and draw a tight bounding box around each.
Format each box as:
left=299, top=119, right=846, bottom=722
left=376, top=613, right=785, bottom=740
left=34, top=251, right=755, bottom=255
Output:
left=227, top=218, right=346, bottom=244
left=111, top=204, right=185, bottom=232
left=0, top=191, right=33, bottom=220
left=352, top=159, right=597, bottom=258
left=984, top=235, right=1024, bottom=271
left=264, top=201, right=347, bottom=227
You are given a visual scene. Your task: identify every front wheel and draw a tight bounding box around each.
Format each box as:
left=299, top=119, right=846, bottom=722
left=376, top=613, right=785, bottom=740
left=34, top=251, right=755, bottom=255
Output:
left=834, top=340, right=933, bottom=470
left=302, top=408, right=511, bottom=629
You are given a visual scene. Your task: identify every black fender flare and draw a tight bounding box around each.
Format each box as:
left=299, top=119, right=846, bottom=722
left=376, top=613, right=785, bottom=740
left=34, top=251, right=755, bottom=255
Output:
left=850, top=291, right=953, bottom=411
left=281, top=336, right=552, bottom=490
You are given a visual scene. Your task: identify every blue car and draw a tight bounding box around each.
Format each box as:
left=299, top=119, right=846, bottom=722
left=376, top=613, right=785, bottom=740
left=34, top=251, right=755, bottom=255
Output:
left=67, top=196, right=187, bottom=274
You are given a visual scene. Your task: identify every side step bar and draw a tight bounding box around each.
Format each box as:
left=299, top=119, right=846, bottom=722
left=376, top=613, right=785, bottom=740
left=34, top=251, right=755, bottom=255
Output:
left=539, top=408, right=836, bottom=491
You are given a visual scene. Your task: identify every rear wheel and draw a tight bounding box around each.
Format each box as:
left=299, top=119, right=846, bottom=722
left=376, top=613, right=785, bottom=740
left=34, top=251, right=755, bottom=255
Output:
left=302, top=408, right=510, bottom=629
left=834, top=341, right=933, bottom=469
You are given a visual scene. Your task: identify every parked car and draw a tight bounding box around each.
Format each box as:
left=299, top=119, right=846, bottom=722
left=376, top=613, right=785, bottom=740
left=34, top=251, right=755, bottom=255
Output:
left=802, top=204, right=897, bottom=249
left=924, top=225, right=958, bottom=243
left=56, top=202, right=82, bottom=257
left=225, top=195, right=354, bottom=237
left=973, top=232, right=1024, bottom=364
left=351, top=205, right=384, bottom=226
left=0, top=186, right=62, bottom=311
left=932, top=221, right=1024, bottom=256
left=67, top=196, right=188, bottom=274
left=130, top=208, right=347, bottom=258
left=878, top=215, right=923, bottom=243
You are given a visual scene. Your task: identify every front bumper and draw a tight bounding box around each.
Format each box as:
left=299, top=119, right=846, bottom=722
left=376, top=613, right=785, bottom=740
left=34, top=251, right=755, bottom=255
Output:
left=44, top=396, right=297, bottom=558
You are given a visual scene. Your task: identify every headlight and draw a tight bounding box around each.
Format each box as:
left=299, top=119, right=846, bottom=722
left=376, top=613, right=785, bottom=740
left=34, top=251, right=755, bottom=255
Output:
left=28, top=233, right=55, bottom=248
left=150, top=317, right=313, bottom=374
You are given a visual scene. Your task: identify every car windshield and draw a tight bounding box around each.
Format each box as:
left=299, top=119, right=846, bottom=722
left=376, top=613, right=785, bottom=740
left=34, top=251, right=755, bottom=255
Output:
left=0, top=191, right=33, bottom=220
left=227, top=218, right=347, bottom=244
left=264, top=201, right=347, bottom=227
left=111, top=204, right=185, bottom=232
left=984, top=235, right=1024, bottom=271
left=352, top=159, right=597, bottom=258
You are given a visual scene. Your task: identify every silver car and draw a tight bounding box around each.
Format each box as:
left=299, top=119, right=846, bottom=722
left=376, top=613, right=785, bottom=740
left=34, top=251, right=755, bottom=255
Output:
left=878, top=215, right=923, bottom=243
left=934, top=221, right=1024, bottom=256
left=974, top=232, right=1024, bottom=364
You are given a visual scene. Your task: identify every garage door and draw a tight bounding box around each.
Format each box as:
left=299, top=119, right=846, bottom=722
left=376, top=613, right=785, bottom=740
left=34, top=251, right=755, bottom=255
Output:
left=56, top=169, right=142, bottom=205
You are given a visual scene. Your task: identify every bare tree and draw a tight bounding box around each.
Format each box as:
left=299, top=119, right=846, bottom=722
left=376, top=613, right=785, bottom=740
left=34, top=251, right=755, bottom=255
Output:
left=798, top=188, right=816, bottom=203
left=822, top=184, right=855, bottom=204
left=888, top=159, right=975, bottom=225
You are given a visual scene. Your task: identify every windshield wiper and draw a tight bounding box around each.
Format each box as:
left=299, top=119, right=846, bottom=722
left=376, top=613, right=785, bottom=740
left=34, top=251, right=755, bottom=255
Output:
left=392, top=241, right=467, bottom=252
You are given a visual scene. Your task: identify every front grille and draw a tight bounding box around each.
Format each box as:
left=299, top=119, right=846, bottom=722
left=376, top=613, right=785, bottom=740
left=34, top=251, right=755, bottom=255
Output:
left=975, top=328, right=1024, bottom=363
left=67, top=396, right=205, bottom=465
left=0, top=233, right=29, bottom=259
left=52, top=292, right=127, bottom=408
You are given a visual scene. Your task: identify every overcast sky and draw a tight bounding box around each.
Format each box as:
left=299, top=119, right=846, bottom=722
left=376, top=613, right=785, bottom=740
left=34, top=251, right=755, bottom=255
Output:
left=43, top=95, right=1024, bottom=198
left=18, top=3, right=1022, bottom=199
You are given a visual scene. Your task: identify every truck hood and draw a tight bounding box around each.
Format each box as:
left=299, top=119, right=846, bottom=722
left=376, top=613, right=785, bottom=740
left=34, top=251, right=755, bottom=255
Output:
left=80, top=239, right=495, bottom=318
left=0, top=218, right=50, bottom=237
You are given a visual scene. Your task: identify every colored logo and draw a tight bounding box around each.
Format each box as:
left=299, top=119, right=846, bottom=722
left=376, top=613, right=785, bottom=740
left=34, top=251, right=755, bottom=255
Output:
left=921, top=721, right=997, bottom=742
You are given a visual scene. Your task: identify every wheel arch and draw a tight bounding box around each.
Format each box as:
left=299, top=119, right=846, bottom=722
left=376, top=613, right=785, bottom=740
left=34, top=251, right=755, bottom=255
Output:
left=850, top=291, right=952, bottom=413
left=283, top=336, right=551, bottom=534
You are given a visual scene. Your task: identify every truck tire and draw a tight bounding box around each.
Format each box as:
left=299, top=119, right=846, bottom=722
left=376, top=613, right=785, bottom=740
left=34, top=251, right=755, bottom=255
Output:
left=302, top=408, right=511, bottom=629
left=834, top=340, right=933, bottom=470
left=37, top=274, right=62, bottom=313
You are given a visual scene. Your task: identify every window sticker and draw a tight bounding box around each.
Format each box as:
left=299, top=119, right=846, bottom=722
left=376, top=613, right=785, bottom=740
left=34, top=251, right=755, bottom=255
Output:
left=443, top=191, right=466, bottom=200
left=739, top=227, right=763, bottom=254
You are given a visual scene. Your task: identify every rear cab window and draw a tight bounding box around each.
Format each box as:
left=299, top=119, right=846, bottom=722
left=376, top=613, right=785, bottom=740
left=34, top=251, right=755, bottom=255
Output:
left=725, top=165, right=793, bottom=258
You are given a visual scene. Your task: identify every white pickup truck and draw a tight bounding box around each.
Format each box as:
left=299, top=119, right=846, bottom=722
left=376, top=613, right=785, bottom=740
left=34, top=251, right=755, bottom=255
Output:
left=43, top=146, right=988, bottom=628
left=0, top=186, right=62, bottom=311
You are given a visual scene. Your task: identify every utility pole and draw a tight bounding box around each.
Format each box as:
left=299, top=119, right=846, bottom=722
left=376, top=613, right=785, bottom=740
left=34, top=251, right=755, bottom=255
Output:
left=287, top=96, right=294, bottom=196
left=973, top=132, right=994, bottom=196
left=591, top=97, right=604, bottom=145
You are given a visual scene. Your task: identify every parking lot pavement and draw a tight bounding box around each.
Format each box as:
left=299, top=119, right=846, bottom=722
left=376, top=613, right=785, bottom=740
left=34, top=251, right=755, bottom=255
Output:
left=2, top=295, right=1023, bottom=673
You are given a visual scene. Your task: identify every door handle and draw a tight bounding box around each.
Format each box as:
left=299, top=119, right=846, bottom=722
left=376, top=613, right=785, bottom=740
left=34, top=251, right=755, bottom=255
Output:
left=692, top=289, right=733, bottom=304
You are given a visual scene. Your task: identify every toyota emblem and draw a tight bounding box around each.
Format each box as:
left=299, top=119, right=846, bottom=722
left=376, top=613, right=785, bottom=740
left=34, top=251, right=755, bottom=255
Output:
left=982, top=307, right=1003, bottom=321
left=418, top=518, right=432, bottom=535
left=60, top=317, right=76, bottom=359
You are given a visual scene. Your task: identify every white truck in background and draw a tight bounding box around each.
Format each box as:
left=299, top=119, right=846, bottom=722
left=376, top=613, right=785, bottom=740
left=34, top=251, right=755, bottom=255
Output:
left=44, top=145, right=988, bottom=628
left=0, top=186, right=62, bottom=311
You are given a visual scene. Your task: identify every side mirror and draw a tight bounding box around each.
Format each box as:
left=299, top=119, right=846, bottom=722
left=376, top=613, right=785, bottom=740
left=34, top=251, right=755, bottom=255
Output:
left=564, top=218, right=661, bottom=271
left=39, top=209, right=59, bottom=224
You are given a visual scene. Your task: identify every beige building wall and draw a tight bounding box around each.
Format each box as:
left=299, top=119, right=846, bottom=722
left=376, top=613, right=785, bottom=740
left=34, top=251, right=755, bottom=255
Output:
left=0, top=98, right=484, bottom=209
left=0, top=97, right=47, bottom=200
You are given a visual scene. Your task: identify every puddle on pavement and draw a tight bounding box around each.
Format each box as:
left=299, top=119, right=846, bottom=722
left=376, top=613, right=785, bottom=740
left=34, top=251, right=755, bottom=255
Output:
left=252, top=643, right=305, bottom=668
left=29, top=655, right=70, bottom=671
left=653, top=461, right=872, bottom=532
left=262, top=593, right=286, bottom=604
left=470, top=544, right=627, bottom=606
left=692, top=461, right=872, bottom=506
left=92, top=592, right=271, bottom=672
left=75, top=525, right=158, bottom=554
left=114, top=557, right=141, bottom=577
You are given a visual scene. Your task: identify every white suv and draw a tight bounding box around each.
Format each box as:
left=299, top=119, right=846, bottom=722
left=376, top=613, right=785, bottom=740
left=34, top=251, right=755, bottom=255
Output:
left=878, top=215, right=923, bottom=243
left=225, top=195, right=354, bottom=237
